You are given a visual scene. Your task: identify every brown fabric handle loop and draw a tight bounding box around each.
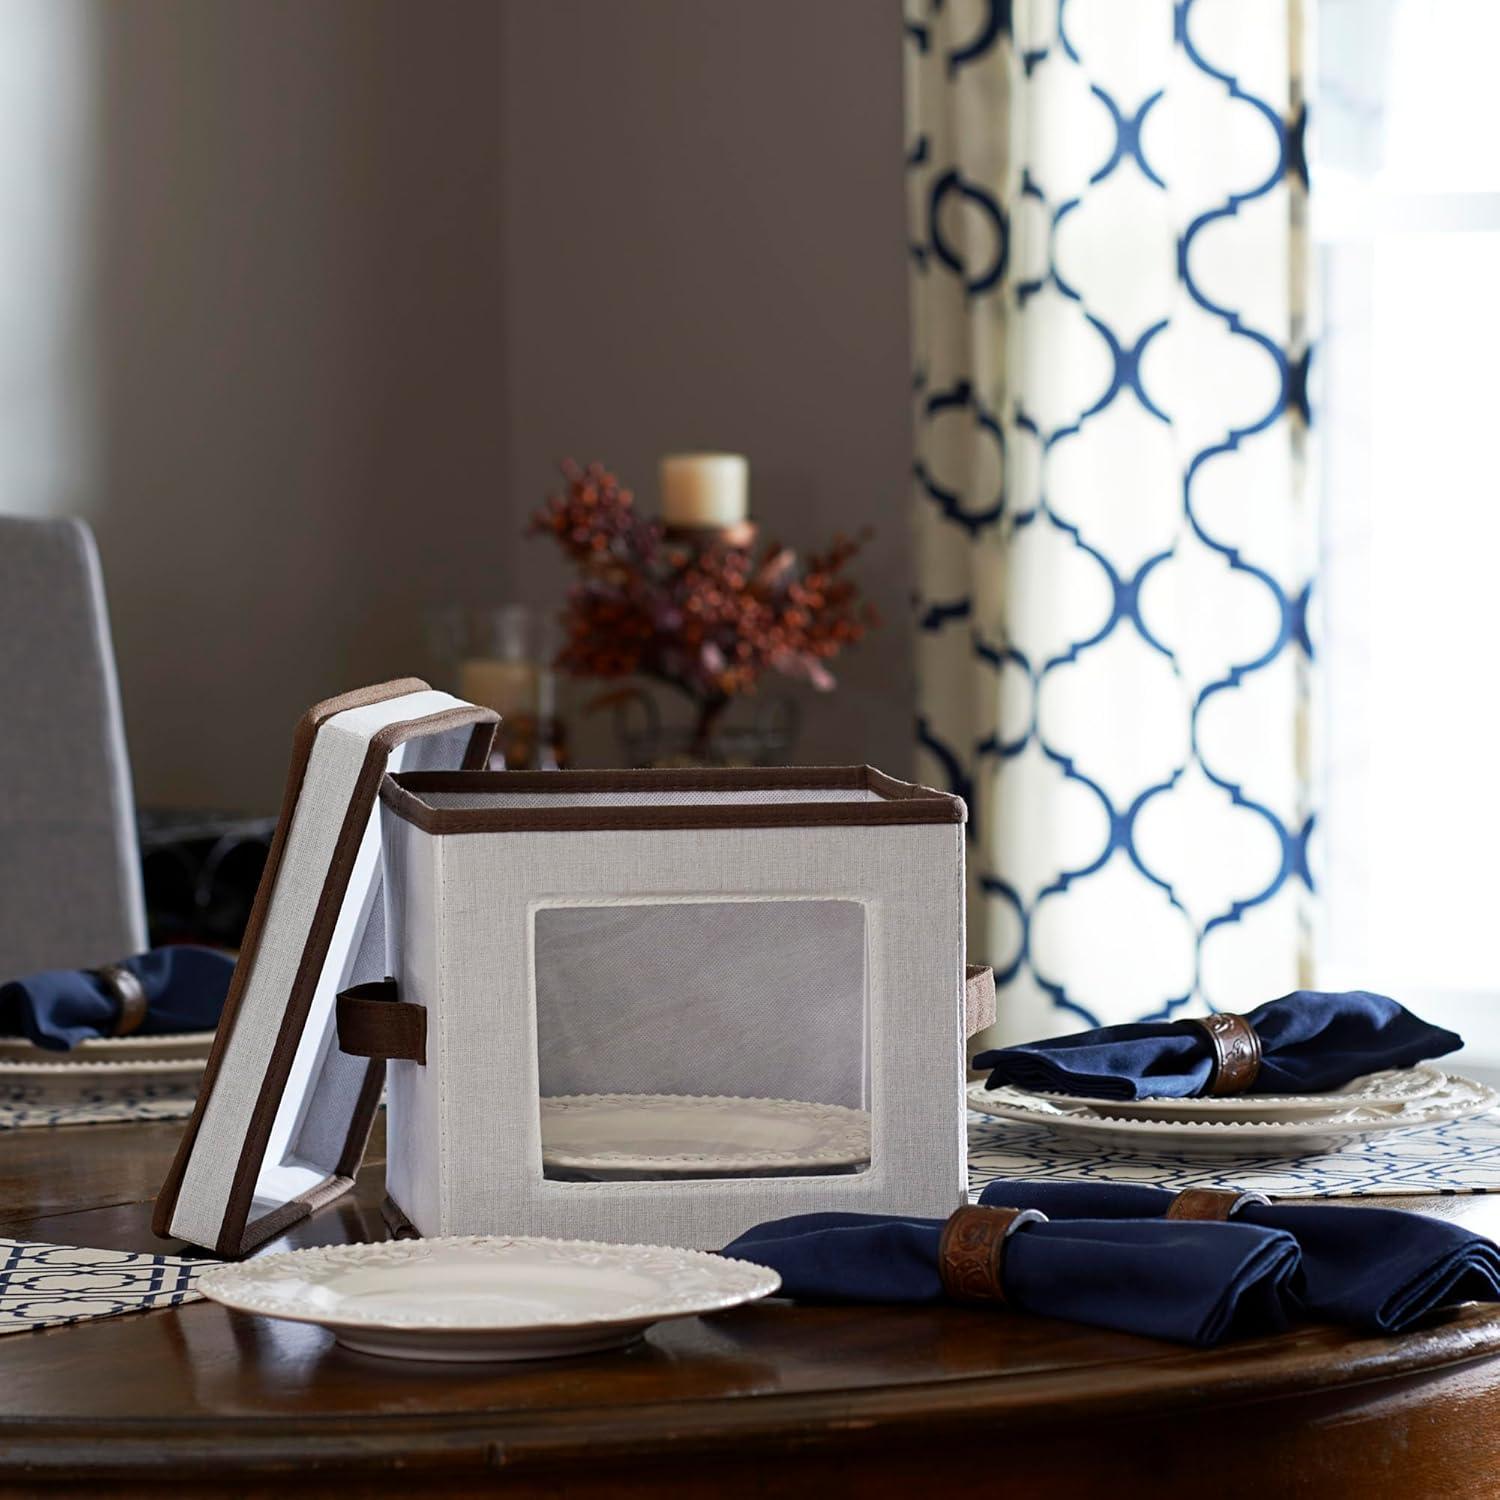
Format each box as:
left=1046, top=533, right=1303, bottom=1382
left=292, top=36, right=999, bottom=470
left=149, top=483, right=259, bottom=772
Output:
left=965, top=965, right=996, bottom=1038
left=1187, top=1012, right=1263, bottom=1095
left=92, top=964, right=148, bottom=1037
left=1165, top=1187, right=1271, bottom=1221
left=336, top=979, right=426, bottom=1065
left=938, top=1204, right=1047, bottom=1304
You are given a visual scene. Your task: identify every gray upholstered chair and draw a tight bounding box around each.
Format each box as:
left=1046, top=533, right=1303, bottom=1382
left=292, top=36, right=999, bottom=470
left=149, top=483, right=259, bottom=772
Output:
left=0, top=516, right=146, bottom=975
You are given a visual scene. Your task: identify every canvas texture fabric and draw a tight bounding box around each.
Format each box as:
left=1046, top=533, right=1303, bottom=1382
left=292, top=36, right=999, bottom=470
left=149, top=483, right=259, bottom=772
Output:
left=168, top=693, right=478, bottom=1248
left=382, top=806, right=968, bottom=1251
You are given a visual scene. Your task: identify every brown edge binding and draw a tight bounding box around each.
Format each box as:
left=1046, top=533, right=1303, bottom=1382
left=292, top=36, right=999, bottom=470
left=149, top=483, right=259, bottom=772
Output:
left=152, top=680, right=497, bottom=1256
left=380, top=764, right=967, bottom=835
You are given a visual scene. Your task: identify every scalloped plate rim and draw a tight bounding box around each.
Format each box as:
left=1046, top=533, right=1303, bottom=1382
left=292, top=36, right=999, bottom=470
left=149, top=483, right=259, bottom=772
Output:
left=194, top=1234, right=781, bottom=1361
left=965, top=1069, right=1498, bottom=1153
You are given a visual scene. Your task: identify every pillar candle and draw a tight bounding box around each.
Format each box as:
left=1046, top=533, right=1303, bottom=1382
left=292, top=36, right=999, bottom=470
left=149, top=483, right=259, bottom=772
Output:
left=659, top=453, right=749, bottom=528
left=458, top=657, right=538, bottom=718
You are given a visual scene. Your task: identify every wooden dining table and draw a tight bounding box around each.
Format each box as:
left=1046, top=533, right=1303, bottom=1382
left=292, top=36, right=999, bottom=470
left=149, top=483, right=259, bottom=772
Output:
left=3, top=1115, right=1500, bottom=1498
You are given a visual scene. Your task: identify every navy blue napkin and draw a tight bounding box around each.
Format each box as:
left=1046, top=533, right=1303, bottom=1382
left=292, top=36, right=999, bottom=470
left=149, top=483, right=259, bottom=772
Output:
left=974, top=990, right=1462, bottom=1100
left=978, top=1178, right=1500, bottom=1334
left=723, top=1209, right=1300, bottom=1347
left=0, top=947, right=234, bottom=1051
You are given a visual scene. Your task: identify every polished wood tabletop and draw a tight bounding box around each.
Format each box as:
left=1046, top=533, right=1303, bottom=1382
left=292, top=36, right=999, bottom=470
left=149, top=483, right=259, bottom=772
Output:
left=4, top=1116, right=1500, bottom=1498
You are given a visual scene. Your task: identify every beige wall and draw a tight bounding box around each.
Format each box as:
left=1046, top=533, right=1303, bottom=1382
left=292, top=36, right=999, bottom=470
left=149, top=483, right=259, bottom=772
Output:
left=497, top=0, right=914, bottom=774
left=40, top=0, right=911, bottom=809
left=89, top=0, right=506, bottom=809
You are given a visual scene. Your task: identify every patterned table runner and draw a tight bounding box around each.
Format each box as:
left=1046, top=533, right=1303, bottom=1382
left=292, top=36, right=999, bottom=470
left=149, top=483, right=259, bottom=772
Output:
left=9, top=1110, right=1500, bottom=1337
left=0, top=1240, right=204, bottom=1334
left=0, top=1086, right=198, bottom=1131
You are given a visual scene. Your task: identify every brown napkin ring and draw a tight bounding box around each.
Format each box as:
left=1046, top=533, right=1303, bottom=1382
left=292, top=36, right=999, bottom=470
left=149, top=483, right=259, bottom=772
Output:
left=938, top=1204, right=1048, bottom=1304
left=1187, top=1012, right=1262, bottom=1095
left=1166, top=1187, right=1271, bottom=1221
left=91, top=964, right=148, bottom=1037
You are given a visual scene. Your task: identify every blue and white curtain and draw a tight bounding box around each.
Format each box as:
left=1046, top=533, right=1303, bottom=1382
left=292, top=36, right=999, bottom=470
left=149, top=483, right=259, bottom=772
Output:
left=907, top=0, right=1316, bottom=1042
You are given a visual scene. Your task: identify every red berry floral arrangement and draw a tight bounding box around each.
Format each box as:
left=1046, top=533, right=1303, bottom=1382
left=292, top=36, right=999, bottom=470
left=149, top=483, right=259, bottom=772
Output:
left=529, top=461, right=876, bottom=756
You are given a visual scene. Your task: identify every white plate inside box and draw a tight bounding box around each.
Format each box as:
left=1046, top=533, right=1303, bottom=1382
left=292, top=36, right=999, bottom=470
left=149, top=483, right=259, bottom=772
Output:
left=539, top=1093, right=872, bottom=1178
left=965, top=1069, right=1498, bottom=1155
left=195, top=1235, right=781, bottom=1363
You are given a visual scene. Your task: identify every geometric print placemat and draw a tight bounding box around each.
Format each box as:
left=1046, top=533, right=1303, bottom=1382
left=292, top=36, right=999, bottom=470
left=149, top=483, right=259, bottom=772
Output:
left=967, top=1110, right=1500, bottom=1199
left=7, top=1113, right=1498, bottom=1339
left=0, top=1240, right=207, bottom=1335
left=0, top=1086, right=199, bottom=1132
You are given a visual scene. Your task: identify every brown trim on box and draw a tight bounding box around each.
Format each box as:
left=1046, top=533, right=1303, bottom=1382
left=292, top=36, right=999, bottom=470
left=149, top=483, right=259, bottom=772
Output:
left=152, top=681, right=497, bottom=1255
left=459, top=720, right=497, bottom=771
left=240, top=1170, right=362, bottom=1249
left=153, top=680, right=424, bottom=1243
left=218, top=703, right=496, bottom=1256
left=381, top=765, right=966, bottom=835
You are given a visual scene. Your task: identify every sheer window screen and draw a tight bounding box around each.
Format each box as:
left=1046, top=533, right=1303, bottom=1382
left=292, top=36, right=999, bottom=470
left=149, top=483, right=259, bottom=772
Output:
left=1316, top=0, right=1500, bottom=1063
left=532, top=899, right=870, bottom=1177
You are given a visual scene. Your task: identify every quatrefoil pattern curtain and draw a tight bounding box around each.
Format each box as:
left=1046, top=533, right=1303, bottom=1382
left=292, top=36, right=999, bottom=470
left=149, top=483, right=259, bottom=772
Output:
left=906, top=0, right=1316, bottom=1043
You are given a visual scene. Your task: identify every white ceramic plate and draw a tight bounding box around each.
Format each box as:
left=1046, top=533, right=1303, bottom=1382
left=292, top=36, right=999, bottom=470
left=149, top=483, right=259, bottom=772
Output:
left=539, top=1093, right=872, bottom=1177
left=966, top=1069, right=1498, bottom=1155
left=989, top=1065, right=1461, bottom=1124
left=0, top=1032, right=214, bottom=1064
left=195, top=1235, right=781, bottom=1362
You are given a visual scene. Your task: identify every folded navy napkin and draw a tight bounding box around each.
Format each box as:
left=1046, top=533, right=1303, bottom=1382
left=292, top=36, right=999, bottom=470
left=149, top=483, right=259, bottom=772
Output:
left=974, top=990, right=1462, bottom=1100
left=723, top=1209, right=1300, bottom=1347
left=978, top=1178, right=1500, bottom=1334
left=0, top=947, right=233, bottom=1051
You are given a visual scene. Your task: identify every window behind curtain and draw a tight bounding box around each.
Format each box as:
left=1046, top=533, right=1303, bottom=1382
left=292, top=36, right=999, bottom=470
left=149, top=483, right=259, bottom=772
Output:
left=1316, top=0, right=1500, bottom=1060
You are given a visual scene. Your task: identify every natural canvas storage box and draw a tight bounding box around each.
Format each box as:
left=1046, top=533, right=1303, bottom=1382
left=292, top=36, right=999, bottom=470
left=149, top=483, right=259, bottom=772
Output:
left=157, top=681, right=989, bottom=1256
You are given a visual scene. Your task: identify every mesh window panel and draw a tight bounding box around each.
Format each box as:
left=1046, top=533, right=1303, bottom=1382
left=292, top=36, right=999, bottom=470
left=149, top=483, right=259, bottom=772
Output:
left=534, top=899, right=869, bottom=1180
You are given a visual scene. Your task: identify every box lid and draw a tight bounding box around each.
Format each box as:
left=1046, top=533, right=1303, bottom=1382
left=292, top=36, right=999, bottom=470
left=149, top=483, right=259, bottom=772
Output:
left=154, top=680, right=496, bottom=1255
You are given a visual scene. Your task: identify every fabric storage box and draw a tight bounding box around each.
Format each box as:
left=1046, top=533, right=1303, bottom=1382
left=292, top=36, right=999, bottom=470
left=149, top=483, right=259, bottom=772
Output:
left=156, top=682, right=989, bottom=1256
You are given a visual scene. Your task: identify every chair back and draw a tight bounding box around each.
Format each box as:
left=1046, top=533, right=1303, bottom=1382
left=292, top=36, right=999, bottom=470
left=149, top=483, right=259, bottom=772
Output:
left=0, top=516, right=146, bottom=974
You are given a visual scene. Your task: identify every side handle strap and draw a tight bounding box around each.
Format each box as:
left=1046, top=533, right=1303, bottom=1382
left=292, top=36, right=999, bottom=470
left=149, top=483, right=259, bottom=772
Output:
left=336, top=979, right=426, bottom=1065
left=965, top=965, right=995, bottom=1038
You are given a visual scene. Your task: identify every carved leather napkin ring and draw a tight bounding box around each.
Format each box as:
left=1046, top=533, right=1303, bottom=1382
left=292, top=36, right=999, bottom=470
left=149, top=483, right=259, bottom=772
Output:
left=1188, top=1011, right=1262, bottom=1095
left=1166, top=1187, right=1271, bottom=1221
left=91, top=964, right=148, bottom=1037
left=938, top=1204, right=1048, bottom=1304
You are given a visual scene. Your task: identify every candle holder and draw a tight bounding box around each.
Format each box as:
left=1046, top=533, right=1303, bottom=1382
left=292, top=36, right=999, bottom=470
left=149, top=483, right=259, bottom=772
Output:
left=662, top=521, right=759, bottom=551
left=529, top=460, right=875, bottom=767
left=610, top=687, right=799, bottom=769
left=426, top=604, right=568, bottom=770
